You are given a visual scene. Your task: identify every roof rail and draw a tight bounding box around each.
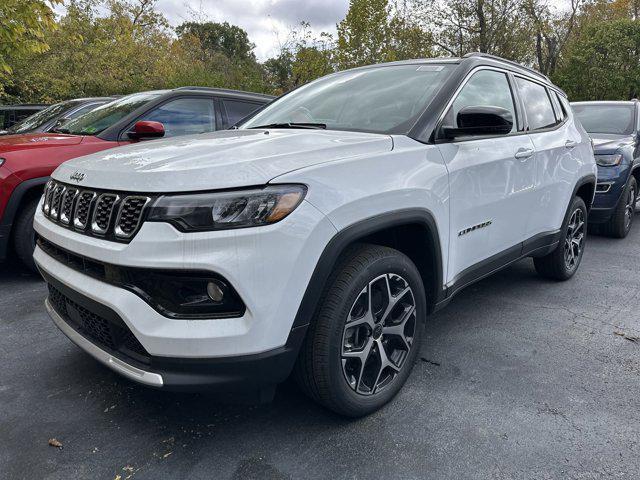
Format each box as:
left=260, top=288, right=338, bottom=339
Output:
left=173, top=86, right=273, bottom=98
left=463, top=52, right=550, bottom=83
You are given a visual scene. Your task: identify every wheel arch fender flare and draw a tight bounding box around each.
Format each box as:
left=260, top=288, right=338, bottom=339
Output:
left=1, top=176, right=49, bottom=229
left=290, top=208, right=445, bottom=331
left=0, top=176, right=48, bottom=260
left=572, top=174, right=597, bottom=211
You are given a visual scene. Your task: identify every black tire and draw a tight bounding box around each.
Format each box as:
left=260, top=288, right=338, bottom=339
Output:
left=602, top=176, right=637, bottom=238
left=294, top=244, right=426, bottom=417
left=12, top=197, right=39, bottom=272
left=534, top=196, right=587, bottom=281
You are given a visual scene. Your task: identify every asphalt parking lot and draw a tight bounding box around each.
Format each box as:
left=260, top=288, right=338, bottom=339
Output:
left=2, top=224, right=640, bottom=480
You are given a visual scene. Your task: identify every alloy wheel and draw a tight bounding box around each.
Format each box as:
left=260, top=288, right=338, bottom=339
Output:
left=624, top=184, right=636, bottom=232
left=564, top=208, right=585, bottom=271
left=341, top=273, right=416, bottom=395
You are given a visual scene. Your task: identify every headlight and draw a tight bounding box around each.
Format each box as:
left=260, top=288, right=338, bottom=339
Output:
left=0, top=158, right=5, bottom=167
left=147, top=184, right=307, bottom=232
left=595, top=153, right=623, bottom=166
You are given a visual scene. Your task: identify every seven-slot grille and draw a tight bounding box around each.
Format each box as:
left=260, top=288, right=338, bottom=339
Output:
left=42, top=180, right=152, bottom=242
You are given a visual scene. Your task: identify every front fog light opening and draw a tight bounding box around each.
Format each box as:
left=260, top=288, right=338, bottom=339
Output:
left=207, top=281, right=225, bottom=303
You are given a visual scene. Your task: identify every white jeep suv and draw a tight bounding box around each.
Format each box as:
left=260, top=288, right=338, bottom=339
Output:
left=34, top=54, right=596, bottom=416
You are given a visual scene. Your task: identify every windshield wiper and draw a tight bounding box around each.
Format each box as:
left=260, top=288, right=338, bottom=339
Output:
left=248, top=122, right=327, bottom=130
left=52, top=127, right=70, bottom=134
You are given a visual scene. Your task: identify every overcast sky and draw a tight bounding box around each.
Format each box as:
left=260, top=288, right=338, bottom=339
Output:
left=154, top=0, right=350, bottom=60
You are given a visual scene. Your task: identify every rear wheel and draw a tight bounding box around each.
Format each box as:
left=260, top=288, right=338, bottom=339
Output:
left=294, top=244, right=426, bottom=417
left=603, top=176, right=637, bottom=238
left=534, top=196, right=587, bottom=281
left=12, top=197, right=39, bottom=272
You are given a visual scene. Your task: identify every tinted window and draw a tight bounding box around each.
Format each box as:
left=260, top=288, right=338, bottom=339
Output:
left=7, top=101, right=78, bottom=134
left=63, top=93, right=160, bottom=135
left=572, top=104, right=636, bottom=135
left=223, top=100, right=261, bottom=127
left=67, top=102, right=106, bottom=119
left=138, top=98, right=215, bottom=138
left=241, top=64, right=454, bottom=134
left=549, top=92, right=565, bottom=122
left=516, top=77, right=557, bottom=130
left=442, top=69, right=517, bottom=134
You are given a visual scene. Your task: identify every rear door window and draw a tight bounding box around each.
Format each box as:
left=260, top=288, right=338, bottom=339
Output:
left=515, top=77, right=557, bottom=130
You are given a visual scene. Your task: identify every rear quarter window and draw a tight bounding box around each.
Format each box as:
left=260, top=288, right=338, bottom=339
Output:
left=223, top=100, right=263, bottom=128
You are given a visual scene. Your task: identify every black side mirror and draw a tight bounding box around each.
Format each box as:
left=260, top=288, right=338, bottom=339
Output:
left=442, top=105, right=513, bottom=140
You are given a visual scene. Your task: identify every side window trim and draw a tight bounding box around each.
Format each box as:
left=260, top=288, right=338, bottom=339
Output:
left=434, top=66, right=520, bottom=143
left=214, top=97, right=225, bottom=131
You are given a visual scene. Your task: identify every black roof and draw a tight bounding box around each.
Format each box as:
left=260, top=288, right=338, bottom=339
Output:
left=341, top=53, right=558, bottom=92
left=172, top=86, right=274, bottom=101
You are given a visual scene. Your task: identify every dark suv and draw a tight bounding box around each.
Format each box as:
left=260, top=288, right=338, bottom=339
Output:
left=572, top=100, right=640, bottom=237
left=0, top=104, right=48, bottom=130
left=0, top=97, right=116, bottom=136
left=0, top=87, right=273, bottom=270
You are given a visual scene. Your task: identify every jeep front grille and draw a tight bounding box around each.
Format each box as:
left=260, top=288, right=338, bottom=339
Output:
left=41, top=180, right=153, bottom=243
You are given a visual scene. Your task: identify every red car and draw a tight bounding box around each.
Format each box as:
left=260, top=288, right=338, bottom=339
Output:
left=0, top=87, right=273, bottom=270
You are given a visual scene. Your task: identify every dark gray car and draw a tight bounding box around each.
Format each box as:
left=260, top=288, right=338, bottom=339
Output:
left=0, top=97, right=116, bottom=136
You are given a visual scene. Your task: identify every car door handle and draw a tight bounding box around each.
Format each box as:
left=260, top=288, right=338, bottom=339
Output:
left=565, top=140, right=578, bottom=149
left=514, top=148, right=535, bottom=160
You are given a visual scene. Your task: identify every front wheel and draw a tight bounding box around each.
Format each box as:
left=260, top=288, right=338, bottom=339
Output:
left=603, top=176, right=637, bottom=238
left=534, top=196, right=587, bottom=281
left=294, top=244, right=426, bottom=417
left=12, top=197, right=39, bottom=272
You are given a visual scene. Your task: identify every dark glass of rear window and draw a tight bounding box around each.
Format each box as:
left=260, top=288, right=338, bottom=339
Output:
left=515, top=77, right=557, bottom=130
left=223, top=100, right=262, bottom=127
left=572, top=104, right=636, bottom=135
left=7, top=101, right=77, bottom=134
left=549, top=92, right=565, bottom=122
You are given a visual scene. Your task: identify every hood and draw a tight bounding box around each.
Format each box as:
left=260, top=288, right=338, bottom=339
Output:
left=53, top=129, right=393, bottom=192
left=590, top=134, right=636, bottom=154
left=0, top=133, right=84, bottom=153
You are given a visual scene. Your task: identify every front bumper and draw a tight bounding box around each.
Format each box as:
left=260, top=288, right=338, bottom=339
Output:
left=43, top=269, right=306, bottom=391
left=589, top=164, right=630, bottom=224
left=34, top=199, right=336, bottom=388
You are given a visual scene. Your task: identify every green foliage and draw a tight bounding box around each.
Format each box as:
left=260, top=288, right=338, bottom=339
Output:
left=0, top=0, right=60, bottom=94
left=554, top=18, right=640, bottom=100
left=176, top=21, right=256, bottom=60
left=1, top=0, right=640, bottom=104
left=336, top=0, right=394, bottom=68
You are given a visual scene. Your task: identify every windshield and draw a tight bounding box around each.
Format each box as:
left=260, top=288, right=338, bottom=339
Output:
left=7, top=100, right=79, bottom=134
left=241, top=64, right=455, bottom=134
left=61, top=92, right=160, bottom=136
left=572, top=104, right=637, bottom=135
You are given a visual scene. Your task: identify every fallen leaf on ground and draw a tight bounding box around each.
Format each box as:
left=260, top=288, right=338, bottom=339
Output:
left=163, top=452, right=172, bottom=459
left=48, top=438, right=63, bottom=449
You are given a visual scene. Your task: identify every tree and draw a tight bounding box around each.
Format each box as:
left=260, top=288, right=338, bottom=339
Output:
left=3, top=0, right=178, bottom=102
left=522, top=0, right=584, bottom=76
left=423, top=0, right=532, bottom=61
left=555, top=18, right=640, bottom=100
left=176, top=21, right=256, bottom=61
left=264, top=23, right=335, bottom=93
left=0, top=0, right=60, bottom=91
left=336, top=0, right=394, bottom=68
